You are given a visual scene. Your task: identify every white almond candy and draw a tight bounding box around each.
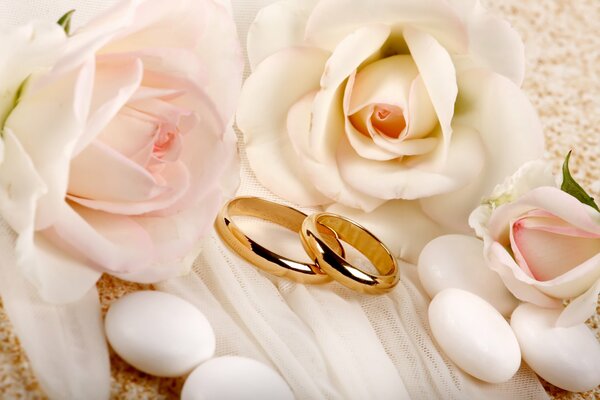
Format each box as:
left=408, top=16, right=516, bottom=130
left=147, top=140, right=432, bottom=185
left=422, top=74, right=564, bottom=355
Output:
left=429, top=288, right=521, bottom=383
left=511, top=303, right=600, bottom=392
left=418, top=234, right=519, bottom=316
left=181, top=356, right=294, bottom=400
left=105, top=291, right=215, bottom=377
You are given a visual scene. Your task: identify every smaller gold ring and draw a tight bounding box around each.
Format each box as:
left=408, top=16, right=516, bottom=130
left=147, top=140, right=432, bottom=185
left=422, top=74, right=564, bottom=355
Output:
left=215, top=197, right=343, bottom=284
left=300, top=213, right=399, bottom=294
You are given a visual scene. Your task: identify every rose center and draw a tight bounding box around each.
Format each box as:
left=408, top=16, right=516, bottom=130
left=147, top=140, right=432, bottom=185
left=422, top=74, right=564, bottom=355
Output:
left=371, top=104, right=406, bottom=139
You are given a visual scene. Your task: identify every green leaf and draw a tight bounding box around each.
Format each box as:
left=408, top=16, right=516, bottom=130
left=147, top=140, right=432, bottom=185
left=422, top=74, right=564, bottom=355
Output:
left=57, top=10, right=75, bottom=35
left=561, top=150, right=599, bottom=211
left=0, top=76, right=30, bottom=135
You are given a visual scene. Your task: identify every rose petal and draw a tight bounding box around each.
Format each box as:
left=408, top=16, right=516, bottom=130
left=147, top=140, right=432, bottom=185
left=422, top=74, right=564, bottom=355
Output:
left=337, top=124, right=484, bottom=200
left=320, top=24, right=390, bottom=90
left=327, top=200, right=446, bottom=263
left=115, top=186, right=223, bottom=283
left=0, top=129, right=46, bottom=234
left=511, top=215, right=600, bottom=281
left=404, top=27, right=457, bottom=151
left=405, top=75, right=438, bottom=139
left=73, top=56, right=144, bottom=156
left=68, top=141, right=166, bottom=203
left=19, top=233, right=102, bottom=304
left=237, top=47, right=331, bottom=206
left=5, top=59, right=95, bottom=230
left=52, top=203, right=154, bottom=274
left=421, top=69, right=544, bottom=231
left=346, top=55, right=416, bottom=114
left=556, top=279, right=600, bottom=327
left=68, top=161, right=190, bottom=215
left=487, top=242, right=563, bottom=308
left=247, top=0, right=318, bottom=69
left=305, top=0, right=468, bottom=54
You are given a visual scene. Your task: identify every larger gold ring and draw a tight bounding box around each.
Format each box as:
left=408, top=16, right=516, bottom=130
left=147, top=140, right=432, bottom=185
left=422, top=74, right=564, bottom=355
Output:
left=300, top=213, right=399, bottom=294
left=215, top=197, right=343, bottom=284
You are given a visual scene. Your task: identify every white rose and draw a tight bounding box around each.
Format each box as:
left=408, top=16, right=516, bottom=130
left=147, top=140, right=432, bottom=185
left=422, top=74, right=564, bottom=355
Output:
left=237, top=0, right=544, bottom=260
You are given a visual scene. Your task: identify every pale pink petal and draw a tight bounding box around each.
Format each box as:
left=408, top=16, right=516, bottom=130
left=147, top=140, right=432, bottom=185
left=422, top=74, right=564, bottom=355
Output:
left=404, top=27, right=457, bottom=151
left=556, top=279, right=600, bottom=327
left=421, top=68, right=544, bottom=231
left=95, top=107, right=156, bottom=165
left=511, top=216, right=600, bottom=281
left=20, top=233, right=102, bottom=304
left=68, top=141, right=165, bottom=202
left=327, top=200, right=446, bottom=263
left=337, top=125, right=484, bottom=200
left=96, top=0, right=205, bottom=52
left=0, top=129, right=46, bottom=234
left=247, top=0, right=318, bottom=69
left=487, top=242, right=563, bottom=308
left=305, top=0, right=468, bottom=54
left=6, top=59, right=95, bottom=230
left=73, top=56, right=144, bottom=155
left=52, top=203, right=154, bottom=274
left=68, top=161, right=190, bottom=216
left=191, top=0, right=243, bottom=123
left=115, top=186, right=224, bottom=283
left=237, top=47, right=331, bottom=206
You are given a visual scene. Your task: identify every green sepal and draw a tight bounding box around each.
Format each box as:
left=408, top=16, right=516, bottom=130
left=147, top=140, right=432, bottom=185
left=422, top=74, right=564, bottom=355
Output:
left=561, top=151, right=599, bottom=211
left=57, top=10, right=75, bottom=35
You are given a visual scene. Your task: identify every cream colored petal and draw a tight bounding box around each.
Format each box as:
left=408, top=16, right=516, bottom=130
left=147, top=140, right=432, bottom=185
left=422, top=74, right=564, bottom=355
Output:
left=237, top=47, right=331, bottom=206
left=343, top=73, right=398, bottom=161
left=337, top=125, right=484, bottom=200
left=347, top=55, right=416, bottom=114
left=405, top=75, right=438, bottom=139
left=404, top=27, right=457, bottom=150
left=305, top=0, right=468, bottom=54
left=247, top=0, right=318, bottom=69
left=320, top=24, right=391, bottom=89
left=327, top=200, right=446, bottom=264
left=421, top=69, right=544, bottom=231
left=288, top=91, right=384, bottom=210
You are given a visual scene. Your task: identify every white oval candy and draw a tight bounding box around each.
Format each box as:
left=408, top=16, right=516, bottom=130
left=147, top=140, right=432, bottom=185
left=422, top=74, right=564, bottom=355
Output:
left=105, top=291, right=215, bottom=377
left=181, top=356, right=294, bottom=400
left=511, top=303, right=600, bottom=392
left=418, top=234, right=518, bottom=316
left=428, top=288, right=521, bottom=383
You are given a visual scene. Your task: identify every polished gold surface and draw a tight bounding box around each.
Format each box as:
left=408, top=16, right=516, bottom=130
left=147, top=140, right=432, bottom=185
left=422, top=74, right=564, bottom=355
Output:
left=301, top=213, right=399, bottom=294
left=215, top=197, right=344, bottom=284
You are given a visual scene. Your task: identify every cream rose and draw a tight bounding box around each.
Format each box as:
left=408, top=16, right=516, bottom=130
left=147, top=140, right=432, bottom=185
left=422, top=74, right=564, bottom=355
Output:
left=0, top=0, right=242, bottom=303
left=469, top=160, right=600, bottom=327
left=237, top=0, right=544, bottom=259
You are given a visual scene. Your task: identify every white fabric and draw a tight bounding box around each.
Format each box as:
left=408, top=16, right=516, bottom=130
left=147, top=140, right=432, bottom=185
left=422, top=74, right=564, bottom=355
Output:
left=0, top=1, right=550, bottom=399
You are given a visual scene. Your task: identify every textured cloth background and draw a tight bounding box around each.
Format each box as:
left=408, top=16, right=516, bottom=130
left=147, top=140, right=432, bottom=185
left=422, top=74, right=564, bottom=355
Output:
left=0, top=0, right=598, bottom=399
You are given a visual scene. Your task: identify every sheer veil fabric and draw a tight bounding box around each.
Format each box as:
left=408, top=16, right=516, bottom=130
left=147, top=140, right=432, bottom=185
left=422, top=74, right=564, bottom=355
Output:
left=0, top=0, right=549, bottom=399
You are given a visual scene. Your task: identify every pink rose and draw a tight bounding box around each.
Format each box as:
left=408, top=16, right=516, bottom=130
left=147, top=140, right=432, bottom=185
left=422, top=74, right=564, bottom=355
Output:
left=470, top=161, right=600, bottom=326
left=0, top=0, right=242, bottom=302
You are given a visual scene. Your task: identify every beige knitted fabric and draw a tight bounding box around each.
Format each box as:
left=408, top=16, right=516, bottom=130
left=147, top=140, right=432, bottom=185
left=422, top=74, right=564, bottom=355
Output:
left=0, top=0, right=599, bottom=398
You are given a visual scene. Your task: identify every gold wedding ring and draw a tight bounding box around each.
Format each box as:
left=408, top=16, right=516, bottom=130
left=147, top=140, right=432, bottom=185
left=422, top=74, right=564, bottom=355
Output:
left=215, top=197, right=399, bottom=294
left=300, top=213, right=399, bottom=294
left=215, top=197, right=342, bottom=284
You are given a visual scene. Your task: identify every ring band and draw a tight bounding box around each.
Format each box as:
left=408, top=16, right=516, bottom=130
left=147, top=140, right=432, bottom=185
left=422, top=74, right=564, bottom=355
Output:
left=300, top=213, right=399, bottom=294
left=215, top=197, right=343, bottom=284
